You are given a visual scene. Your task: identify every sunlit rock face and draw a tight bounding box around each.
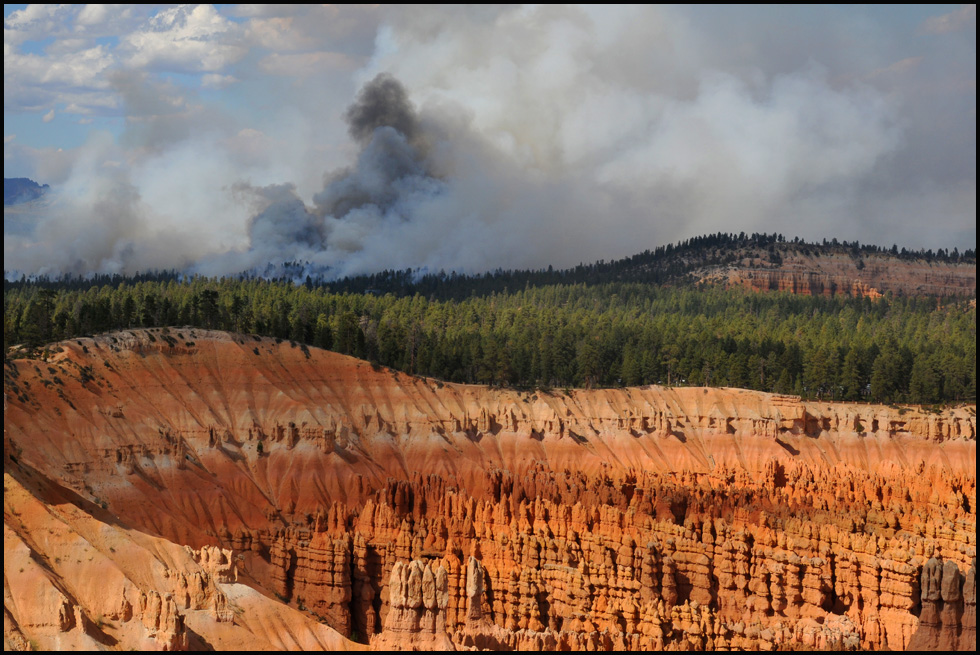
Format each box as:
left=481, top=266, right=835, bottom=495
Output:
left=699, top=248, right=977, bottom=299
left=4, top=329, right=976, bottom=650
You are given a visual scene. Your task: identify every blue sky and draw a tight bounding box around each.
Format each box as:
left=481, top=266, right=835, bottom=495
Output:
left=3, top=5, right=976, bottom=276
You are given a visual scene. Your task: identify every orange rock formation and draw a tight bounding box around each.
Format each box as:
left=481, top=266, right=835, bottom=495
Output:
left=4, top=329, right=976, bottom=650
left=695, top=250, right=976, bottom=298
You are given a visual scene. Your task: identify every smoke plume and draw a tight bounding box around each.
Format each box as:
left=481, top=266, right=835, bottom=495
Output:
left=344, top=73, right=421, bottom=147
left=4, top=6, right=973, bottom=279
left=200, top=63, right=908, bottom=280
left=197, top=74, right=452, bottom=277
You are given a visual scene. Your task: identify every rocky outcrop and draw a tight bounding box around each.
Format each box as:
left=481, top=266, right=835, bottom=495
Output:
left=4, top=331, right=976, bottom=650
left=908, top=557, right=976, bottom=651
left=694, top=249, right=976, bottom=298
left=2, top=460, right=362, bottom=651
left=188, top=545, right=238, bottom=584
left=138, top=591, right=187, bottom=650
left=235, top=461, right=972, bottom=650
left=371, top=560, right=453, bottom=650
left=729, top=269, right=886, bottom=298
left=267, top=530, right=354, bottom=633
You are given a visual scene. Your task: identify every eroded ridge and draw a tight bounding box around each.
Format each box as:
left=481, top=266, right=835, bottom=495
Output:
left=4, top=330, right=976, bottom=651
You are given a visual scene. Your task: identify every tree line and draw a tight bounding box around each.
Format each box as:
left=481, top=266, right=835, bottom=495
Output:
left=5, top=276, right=975, bottom=405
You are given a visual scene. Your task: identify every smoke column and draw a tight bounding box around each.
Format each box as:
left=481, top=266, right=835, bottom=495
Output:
left=9, top=6, right=969, bottom=279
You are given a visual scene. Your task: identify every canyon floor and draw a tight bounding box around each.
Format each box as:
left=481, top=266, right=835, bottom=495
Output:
left=3, top=329, right=976, bottom=650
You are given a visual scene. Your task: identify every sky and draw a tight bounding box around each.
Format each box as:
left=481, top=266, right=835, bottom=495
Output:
left=3, top=4, right=977, bottom=278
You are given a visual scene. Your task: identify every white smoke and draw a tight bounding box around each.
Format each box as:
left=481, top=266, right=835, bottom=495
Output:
left=5, top=5, right=973, bottom=279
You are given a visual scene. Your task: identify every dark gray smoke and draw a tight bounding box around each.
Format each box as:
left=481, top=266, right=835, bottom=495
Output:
left=203, top=74, right=448, bottom=276
left=313, top=74, right=443, bottom=224
left=343, top=73, right=421, bottom=146
left=313, top=127, right=433, bottom=218
left=246, top=183, right=327, bottom=249
left=314, top=74, right=435, bottom=219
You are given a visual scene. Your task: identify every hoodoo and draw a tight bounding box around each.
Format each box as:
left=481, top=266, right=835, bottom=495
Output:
left=4, top=329, right=976, bottom=650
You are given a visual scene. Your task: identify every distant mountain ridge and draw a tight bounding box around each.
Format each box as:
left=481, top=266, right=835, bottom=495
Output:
left=3, top=177, right=49, bottom=205
left=317, top=233, right=976, bottom=300
left=5, top=232, right=977, bottom=300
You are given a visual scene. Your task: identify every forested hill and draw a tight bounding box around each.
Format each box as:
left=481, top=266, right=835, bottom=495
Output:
left=6, top=233, right=976, bottom=405
left=6, top=232, right=977, bottom=300
left=5, top=278, right=976, bottom=407
left=321, top=233, right=977, bottom=300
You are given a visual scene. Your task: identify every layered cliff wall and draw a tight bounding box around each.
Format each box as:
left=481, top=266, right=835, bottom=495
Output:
left=694, top=250, right=976, bottom=298
left=4, top=329, right=976, bottom=650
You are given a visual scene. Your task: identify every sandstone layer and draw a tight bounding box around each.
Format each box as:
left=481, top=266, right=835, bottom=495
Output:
left=4, top=329, right=976, bottom=650
left=694, top=249, right=976, bottom=298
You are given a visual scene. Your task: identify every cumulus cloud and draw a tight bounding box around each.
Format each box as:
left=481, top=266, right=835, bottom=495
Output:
left=75, top=4, right=112, bottom=28
left=120, top=4, right=246, bottom=73
left=4, top=5, right=147, bottom=115
left=4, top=45, right=116, bottom=113
left=4, top=4, right=76, bottom=44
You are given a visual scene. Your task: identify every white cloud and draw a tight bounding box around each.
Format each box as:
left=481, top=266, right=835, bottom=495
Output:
left=4, top=45, right=116, bottom=115
left=4, top=5, right=379, bottom=121
left=121, top=5, right=247, bottom=73
left=42, top=109, right=55, bottom=123
left=76, top=4, right=111, bottom=28
left=5, top=5, right=141, bottom=46
left=62, top=93, right=122, bottom=115
left=4, top=4, right=58, bottom=27
left=73, top=4, right=142, bottom=37
left=3, top=5, right=72, bottom=44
